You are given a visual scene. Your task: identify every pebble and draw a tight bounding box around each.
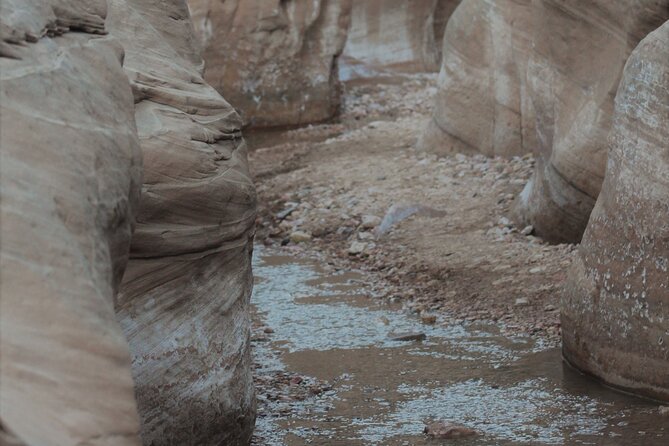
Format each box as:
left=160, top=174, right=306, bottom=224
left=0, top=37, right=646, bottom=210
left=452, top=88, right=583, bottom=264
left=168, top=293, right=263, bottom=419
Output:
left=290, top=231, right=312, bottom=243
left=514, top=297, right=529, bottom=306
left=388, top=332, right=426, bottom=342
left=361, top=214, right=382, bottom=229
left=348, top=241, right=367, bottom=255
left=521, top=225, right=534, bottom=236
left=659, top=406, right=669, bottom=416
left=420, top=314, right=437, bottom=324
left=424, top=421, right=479, bottom=439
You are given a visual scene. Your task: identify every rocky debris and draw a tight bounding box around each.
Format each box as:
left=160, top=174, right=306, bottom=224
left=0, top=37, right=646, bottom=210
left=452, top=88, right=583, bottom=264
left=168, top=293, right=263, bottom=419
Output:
left=513, top=0, right=669, bottom=243
left=563, top=22, right=669, bottom=402
left=340, top=0, right=461, bottom=80
left=424, top=421, right=479, bottom=439
left=253, top=73, right=568, bottom=344
left=389, top=332, right=427, bottom=342
left=419, top=0, right=536, bottom=157
left=108, top=1, right=257, bottom=444
left=188, top=0, right=352, bottom=128
left=0, top=2, right=144, bottom=443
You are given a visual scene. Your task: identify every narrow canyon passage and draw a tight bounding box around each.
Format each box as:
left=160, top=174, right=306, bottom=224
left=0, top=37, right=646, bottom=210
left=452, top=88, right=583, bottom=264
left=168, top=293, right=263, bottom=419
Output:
left=247, top=76, right=668, bottom=445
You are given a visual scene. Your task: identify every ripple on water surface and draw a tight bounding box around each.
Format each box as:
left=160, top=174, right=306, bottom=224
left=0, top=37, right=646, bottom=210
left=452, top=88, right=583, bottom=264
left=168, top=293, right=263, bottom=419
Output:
left=251, top=247, right=667, bottom=445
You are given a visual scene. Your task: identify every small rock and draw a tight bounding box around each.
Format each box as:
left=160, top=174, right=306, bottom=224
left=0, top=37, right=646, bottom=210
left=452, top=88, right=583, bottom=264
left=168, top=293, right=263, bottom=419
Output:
left=420, top=314, right=437, bottom=325
left=529, top=267, right=544, bottom=274
left=424, top=421, right=479, bottom=439
left=544, top=304, right=557, bottom=312
left=361, top=214, right=381, bottom=229
left=389, top=332, right=426, bottom=342
left=348, top=241, right=367, bottom=255
left=263, top=327, right=275, bottom=334
left=289, top=231, right=312, bottom=243
left=289, top=376, right=303, bottom=385
left=659, top=406, right=669, bottom=416
left=514, top=297, right=529, bottom=306
left=521, top=225, right=534, bottom=236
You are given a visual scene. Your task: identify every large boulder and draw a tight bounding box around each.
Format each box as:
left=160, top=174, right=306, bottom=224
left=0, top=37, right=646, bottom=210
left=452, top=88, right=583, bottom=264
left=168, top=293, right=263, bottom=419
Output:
left=513, top=0, right=669, bottom=243
left=109, top=0, right=258, bottom=444
left=418, top=0, right=536, bottom=158
left=563, top=21, right=669, bottom=401
left=339, top=0, right=460, bottom=80
left=0, top=1, right=143, bottom=444
left=188, top=0, right=352, bottom=128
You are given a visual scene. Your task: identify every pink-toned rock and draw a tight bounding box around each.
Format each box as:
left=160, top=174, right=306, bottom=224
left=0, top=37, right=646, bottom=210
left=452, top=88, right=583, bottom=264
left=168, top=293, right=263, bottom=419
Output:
left=188, top=0, right=352, bottom=128
left=563, top=21, right=669, bottom=401
left=108, top=0, right=257, bottom=444
left=419, top=0, right=536, bottom=158
left=513, top=0, right=669, bottom=243
left=0, top=1, right=143, bottom=444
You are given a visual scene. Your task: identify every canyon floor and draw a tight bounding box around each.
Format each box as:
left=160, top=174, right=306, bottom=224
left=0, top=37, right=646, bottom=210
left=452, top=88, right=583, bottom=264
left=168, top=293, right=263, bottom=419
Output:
left=246, top=75, right=668, bottom=445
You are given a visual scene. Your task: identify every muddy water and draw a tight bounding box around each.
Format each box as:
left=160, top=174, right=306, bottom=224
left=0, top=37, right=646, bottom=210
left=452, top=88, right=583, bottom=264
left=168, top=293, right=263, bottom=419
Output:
left=251, top=247, right=667, bottom=445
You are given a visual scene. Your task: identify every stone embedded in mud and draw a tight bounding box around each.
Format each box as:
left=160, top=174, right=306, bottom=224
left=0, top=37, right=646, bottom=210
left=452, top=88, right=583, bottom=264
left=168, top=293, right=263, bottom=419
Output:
left=340, top=0, right=461, bottom=79
left=512, top=0, right=669, bottom=243
left=389, top=332, right=427, bottom=342
left=0, top=2, right=143, bottom=444
left=188, top=0, right=352, bottom=128
left=562, top=21, right=669, bottom=402
left=418, top=0, right=536, bottom=158
left=424, top=421, right=479, bottom=439
left=108, top=0, right=257, bottom=444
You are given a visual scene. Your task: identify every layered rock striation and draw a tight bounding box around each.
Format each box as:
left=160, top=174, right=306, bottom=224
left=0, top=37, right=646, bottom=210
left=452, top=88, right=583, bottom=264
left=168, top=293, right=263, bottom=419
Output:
left=418, top=0, right=536, bottom=158
left=188, top=0, right=352, bottom=128
left=0, top=1, right=143, bottom=444
left=109, top=0, right=258, bottom=444
left=562, top=21, right=669, bottom=401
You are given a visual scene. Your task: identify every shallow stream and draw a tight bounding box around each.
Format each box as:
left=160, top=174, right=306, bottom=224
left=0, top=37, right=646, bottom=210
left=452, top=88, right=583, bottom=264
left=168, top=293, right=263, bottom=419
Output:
left=251, top=247, right=667, bottom=445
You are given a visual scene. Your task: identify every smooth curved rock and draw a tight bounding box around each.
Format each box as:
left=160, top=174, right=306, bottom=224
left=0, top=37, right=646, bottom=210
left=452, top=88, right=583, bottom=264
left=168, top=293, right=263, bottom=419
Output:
left=339, top=0, right=460, bottom=80
left=109, top=0, right=258, bottom=444
left=188, top=0, right=351, bottom=128
left=563, top=22, right=669, bottom=401
left=513, top=0, right=669, bottom=243
left=0, top=1, right=143, bottom=444
left=418, top=0, right=536, bottom=158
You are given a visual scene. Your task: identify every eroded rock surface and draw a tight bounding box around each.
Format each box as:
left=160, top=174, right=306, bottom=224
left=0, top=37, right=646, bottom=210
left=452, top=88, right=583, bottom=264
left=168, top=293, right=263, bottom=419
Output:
left=0, top=1, right=143, bottom=444
left=563, top=22, right=669, bottom=401
left=340, top=0, right=460, bottom=79
left=418, top=0, right=536, bottom=158
left=109, top=0, right=257, bottom=444
left=188, top=0, right=351, bottom=128
left=513, top=0, right=669, bottom=243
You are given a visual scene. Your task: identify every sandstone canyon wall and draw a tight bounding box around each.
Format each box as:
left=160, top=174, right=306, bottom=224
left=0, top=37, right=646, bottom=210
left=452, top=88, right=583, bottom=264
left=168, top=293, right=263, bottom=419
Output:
left=339, top=0, right=460, bottom=80
left=0, top=1, right=143, bottom=444
left=418, top=0, right=536, bottom=158
left=188, top=0, right=352, bottom=128
left=512, top=0, right=669, bottom=243
left=562, top=21, right=669, bottom=401
left=108, top=0, right=257, bottom=444
left=1, top=1, right=257, bottom=445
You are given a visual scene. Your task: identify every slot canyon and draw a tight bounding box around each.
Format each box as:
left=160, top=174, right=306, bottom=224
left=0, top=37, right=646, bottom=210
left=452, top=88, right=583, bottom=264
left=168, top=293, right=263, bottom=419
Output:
left=1, top=1, right=667, bottom=445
